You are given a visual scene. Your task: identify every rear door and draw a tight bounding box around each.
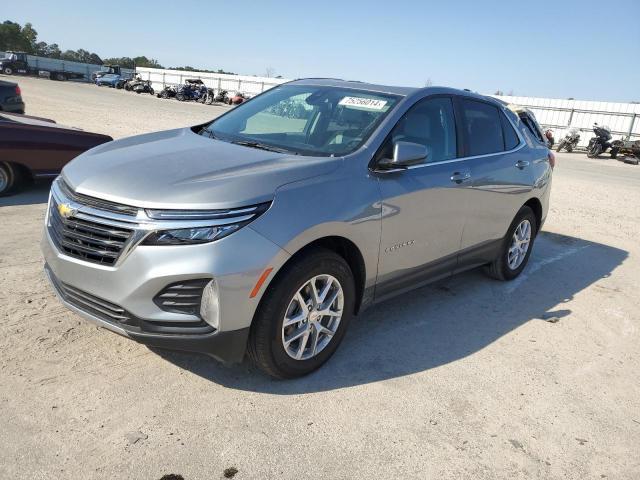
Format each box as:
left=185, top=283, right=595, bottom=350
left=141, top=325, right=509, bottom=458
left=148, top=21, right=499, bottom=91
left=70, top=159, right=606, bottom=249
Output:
left=454, top=97, right=535, bottom=266
left=374, top=96, right=471, bottom=299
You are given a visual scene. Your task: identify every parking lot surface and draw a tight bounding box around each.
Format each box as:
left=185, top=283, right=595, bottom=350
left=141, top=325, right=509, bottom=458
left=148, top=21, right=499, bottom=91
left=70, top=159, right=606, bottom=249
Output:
left=1, top=76, right=639, bottom=479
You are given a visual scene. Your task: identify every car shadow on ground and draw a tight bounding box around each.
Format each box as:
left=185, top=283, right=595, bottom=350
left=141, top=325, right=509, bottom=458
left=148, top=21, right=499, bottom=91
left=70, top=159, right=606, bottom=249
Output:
left=153, top=231, right=627, bottom=393
left=0, top=180, right=52, bottom=207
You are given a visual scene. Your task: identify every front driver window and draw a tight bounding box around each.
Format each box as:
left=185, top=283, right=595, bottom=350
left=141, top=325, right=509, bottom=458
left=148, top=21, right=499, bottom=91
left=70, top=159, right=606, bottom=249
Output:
left=386, top=97, right=457, bottom=163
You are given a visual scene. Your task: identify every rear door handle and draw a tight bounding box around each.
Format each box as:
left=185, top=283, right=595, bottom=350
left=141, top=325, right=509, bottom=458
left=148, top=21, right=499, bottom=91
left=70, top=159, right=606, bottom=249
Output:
left=450, top=171, right=471, bottom=184
left=515, top=160, right=530, bottom=169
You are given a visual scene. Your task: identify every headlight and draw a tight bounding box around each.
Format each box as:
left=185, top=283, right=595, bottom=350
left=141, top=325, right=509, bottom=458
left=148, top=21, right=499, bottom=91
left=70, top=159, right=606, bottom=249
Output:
left=142, top=224, right=240, bottom=245
left=141, top=202, right=270, bottom=246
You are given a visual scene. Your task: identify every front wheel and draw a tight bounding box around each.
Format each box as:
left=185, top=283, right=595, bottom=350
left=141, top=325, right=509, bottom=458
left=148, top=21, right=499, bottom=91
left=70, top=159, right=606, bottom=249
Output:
left=2, top=66, right=13, bottom=75
left=556, top=140, right=566, bottom=152
left=248, top=249, right=355, bottom=378
left=587, top=144, right=603, bottom=158
left=484, top=206, right=537, bottom=281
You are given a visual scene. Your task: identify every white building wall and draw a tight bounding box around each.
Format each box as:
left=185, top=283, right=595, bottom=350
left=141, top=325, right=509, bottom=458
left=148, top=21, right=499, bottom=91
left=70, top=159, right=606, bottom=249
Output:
left=135, top=67, right=288, bottom=97
left=492, top=94, right=640, bottom=146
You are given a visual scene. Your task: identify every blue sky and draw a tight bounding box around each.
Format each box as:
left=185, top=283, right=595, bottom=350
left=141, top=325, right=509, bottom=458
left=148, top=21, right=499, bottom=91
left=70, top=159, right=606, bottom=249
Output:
left=8, top=0, right=640, bottom=101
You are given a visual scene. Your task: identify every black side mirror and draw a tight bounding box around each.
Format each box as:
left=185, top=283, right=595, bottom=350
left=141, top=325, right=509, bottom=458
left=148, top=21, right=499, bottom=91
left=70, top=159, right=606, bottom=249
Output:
left=377, top=141, right=428, bottom=171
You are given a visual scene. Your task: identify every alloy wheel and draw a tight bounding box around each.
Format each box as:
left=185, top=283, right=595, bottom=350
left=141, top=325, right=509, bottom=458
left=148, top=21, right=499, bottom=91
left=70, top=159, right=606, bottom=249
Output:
left=281, top=274, right=344, bottom=361
left=507, top=219, right=531, bottom=270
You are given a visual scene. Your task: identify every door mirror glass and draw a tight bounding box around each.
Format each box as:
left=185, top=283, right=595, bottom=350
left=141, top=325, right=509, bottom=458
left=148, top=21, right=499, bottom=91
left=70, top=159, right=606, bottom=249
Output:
left=378, top=141, right=428, bottom=170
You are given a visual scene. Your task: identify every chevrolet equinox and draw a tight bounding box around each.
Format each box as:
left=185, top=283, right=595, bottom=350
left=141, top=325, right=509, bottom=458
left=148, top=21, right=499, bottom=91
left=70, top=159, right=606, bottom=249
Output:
left=42, top=79, right=553, bottom=378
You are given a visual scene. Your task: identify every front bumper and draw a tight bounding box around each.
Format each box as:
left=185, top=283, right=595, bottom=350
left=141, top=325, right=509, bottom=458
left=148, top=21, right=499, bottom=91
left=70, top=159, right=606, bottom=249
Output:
left=42, top=214, right=290, bottom=362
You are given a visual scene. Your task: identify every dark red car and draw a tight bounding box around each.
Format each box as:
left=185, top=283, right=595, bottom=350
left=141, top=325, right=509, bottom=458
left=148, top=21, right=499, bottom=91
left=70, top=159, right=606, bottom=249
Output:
left=0, top=112, right=112, bottom=196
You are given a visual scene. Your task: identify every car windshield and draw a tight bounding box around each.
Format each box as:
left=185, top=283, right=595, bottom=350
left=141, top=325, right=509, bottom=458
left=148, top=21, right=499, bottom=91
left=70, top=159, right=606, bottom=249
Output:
left=201, top=84, right=401, bottom=156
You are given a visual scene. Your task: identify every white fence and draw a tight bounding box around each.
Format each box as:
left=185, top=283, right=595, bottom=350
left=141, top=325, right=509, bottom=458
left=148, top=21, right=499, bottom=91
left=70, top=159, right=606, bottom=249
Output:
left=135, top=67, right=287, bottom=97
left=493, top=95, right=640, bottom=146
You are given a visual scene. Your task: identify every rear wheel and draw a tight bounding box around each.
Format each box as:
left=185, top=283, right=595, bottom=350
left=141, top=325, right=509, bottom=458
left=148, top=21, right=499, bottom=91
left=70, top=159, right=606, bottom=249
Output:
left=2, top=66, right=13, bottom=75
left=485, top=206, right=537, bottom=281
left=54, top=72, right=66, bottom=81
left=0, top=162, right=16, bottom=197
left=248, top=249, right=355, bottom=378
left=566, top=144, right=573, bottom=153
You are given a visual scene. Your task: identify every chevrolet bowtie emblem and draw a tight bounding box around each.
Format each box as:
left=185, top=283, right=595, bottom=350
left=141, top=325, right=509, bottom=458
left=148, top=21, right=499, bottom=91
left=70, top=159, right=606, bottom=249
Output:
left=57, top=203, right=76, bottom=219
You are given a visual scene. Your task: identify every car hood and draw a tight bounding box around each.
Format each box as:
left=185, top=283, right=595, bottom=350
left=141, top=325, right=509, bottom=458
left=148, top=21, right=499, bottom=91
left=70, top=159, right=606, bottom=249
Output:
left=62, top=127, right=340, bottom=209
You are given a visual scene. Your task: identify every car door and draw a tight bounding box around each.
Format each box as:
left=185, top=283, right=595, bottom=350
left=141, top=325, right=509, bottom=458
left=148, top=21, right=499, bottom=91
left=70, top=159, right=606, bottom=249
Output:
left=453, top=97, right=535, bottom=267
left=373, top=95, right=471, bottom=299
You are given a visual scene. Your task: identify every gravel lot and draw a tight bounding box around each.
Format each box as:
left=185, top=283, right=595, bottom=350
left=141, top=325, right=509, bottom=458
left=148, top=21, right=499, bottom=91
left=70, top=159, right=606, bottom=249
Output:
left=1, top=75, right=639, bottom=480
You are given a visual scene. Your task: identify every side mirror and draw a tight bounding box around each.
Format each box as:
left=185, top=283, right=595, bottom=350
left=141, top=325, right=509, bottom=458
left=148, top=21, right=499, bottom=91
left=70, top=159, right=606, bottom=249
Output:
left=377, top=141, right=428, bottom=171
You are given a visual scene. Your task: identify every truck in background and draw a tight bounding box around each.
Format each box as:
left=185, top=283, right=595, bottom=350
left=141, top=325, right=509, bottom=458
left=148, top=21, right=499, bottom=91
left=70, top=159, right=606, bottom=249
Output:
left=92, top=65, right=135, bottom=81
left=0, top=52, right=132, bottom=82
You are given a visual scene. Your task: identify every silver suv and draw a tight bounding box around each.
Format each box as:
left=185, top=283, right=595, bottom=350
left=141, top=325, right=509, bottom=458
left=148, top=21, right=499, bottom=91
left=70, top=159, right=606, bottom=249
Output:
left=42, top=79, right=553, bottom=378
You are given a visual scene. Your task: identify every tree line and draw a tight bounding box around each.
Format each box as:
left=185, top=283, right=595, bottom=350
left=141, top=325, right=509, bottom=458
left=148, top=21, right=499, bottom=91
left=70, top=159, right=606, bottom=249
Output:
left=0, top=20, right=164, bottom=69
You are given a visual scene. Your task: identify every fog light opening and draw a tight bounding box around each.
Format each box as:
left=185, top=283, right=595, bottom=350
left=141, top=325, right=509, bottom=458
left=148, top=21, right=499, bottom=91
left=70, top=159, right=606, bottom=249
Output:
left=200, top=279, right=220, bottom=330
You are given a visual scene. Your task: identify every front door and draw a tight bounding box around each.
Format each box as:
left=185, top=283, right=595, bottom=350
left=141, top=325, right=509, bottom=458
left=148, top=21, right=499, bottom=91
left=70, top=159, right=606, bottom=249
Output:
left=374, top=96, right=471, bottom=300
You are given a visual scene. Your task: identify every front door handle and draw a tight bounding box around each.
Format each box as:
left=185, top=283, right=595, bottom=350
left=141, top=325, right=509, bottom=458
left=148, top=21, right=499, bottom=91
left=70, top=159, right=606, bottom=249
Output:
left=515, top=160, right=530, bottom=169
left=450, top=171, right=471, bottom=184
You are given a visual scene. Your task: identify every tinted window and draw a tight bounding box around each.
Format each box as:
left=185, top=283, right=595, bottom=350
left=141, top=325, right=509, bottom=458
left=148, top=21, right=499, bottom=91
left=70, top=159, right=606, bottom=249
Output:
left=388, top=97, right=457, bottom=163
left=501, top=112, right=520, bottom=150
left=460, top=99, right=504, bottom=156
left=520, top=112, right=546, bottom=144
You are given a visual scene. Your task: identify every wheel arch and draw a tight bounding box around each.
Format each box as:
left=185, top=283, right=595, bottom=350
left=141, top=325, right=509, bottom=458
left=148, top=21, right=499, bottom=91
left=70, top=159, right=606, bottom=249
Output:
left=523, top=197, right=543, bottom=231
left=264, top=235, right=367, bottom=316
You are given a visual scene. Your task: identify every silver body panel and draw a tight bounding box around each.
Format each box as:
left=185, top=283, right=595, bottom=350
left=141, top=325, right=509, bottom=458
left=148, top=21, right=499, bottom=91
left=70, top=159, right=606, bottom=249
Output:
left=42, top=80, right=552, bottom=360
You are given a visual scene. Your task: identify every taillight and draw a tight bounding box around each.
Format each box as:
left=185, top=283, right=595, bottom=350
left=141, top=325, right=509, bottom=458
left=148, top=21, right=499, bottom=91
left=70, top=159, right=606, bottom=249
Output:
left=548, top=151, right=556, bottom=169
left=15, top=85, right=21, bottom=96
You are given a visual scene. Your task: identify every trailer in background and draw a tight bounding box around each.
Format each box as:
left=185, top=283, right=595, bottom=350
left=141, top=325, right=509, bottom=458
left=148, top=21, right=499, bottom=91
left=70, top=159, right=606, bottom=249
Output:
left=0, top=51, right=120, bottom=82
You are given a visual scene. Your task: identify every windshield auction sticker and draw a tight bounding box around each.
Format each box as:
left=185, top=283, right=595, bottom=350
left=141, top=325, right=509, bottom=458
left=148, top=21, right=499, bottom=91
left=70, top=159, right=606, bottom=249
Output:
left=339, top=97, right=388, bottom=110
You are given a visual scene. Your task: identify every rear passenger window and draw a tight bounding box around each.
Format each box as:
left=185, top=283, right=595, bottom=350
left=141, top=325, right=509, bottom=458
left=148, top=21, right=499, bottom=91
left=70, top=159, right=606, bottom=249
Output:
left=460, top=99, right=504, bottom=156
left=501, top=112, right=520, bottom=150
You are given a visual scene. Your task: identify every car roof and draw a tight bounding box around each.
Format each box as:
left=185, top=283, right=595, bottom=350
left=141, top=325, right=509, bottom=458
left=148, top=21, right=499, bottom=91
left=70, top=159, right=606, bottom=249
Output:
left=285, top=78, right=498, bottom=104
left=0, top=80, right=18, bottom=87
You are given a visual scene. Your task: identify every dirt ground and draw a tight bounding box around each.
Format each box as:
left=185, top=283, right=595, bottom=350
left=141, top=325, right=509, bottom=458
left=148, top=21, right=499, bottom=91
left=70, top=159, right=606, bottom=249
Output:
left=1, top=75, right=639, bottom=480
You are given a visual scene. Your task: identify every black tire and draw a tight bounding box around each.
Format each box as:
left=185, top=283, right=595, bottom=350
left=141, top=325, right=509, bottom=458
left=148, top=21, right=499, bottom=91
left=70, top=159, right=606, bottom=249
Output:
left=0, top=162, right=16, bottom=197
left=176, top=94, right=185, bottom=101
left=556, top=140, right=566, bottom=152
left=610, top=148, right=619, bottom=159
left=248, top=248, right=356, bottom=379
left=149, top=88, right=154, bottom=95
left=566, top=144, right=573, bottom=153
left=54, top=72, right=66, bottom=81
left=2, top=66, right=13, bottom=75
left=484, top=206, right=537, bottom=281
left=587, top=144, right=602, bottom=158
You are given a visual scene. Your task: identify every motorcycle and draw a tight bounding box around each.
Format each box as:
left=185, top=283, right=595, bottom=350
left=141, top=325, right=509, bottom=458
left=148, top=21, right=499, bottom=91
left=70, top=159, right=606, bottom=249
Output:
left=556, top=128, right=581, bottom=153
left=587, top=123, right=621, bottom=158
left=228, top=92, right=247, bottom=105
left=157, top=85, right=177, bottom=99
left=214, top=89, right=230, bottom=104
left=176, top=79, right=207, bottom=102
left=132, top=80, right=154, bottom=95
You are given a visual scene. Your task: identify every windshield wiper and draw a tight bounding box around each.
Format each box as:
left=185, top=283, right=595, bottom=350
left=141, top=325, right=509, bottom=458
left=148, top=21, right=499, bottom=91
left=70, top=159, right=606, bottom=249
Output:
left=200, top=126, right=216, bottom=139
left=230, top=140, right=297, bottom=155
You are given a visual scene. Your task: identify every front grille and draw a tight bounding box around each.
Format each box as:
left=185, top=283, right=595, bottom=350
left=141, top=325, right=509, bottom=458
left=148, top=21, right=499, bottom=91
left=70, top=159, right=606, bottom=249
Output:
left=58, top=179, right=139, bottom=216
left=49, top=199, right=134, bottom=266
left=153, top=279, right=210, bottom=315
left=47, top=268, right=215, bottom=336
